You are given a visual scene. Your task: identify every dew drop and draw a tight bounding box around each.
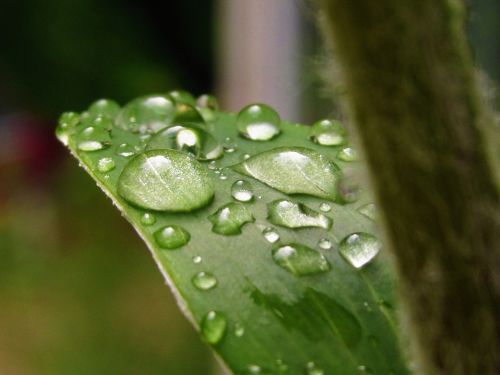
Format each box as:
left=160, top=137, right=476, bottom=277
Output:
left=232, top=147, right=341, bottom=201
left=208, top=161, right=218, bottom=170
left=115, top=143, right=136, bottom=158
left=241, top=365, right=275, bottom=375
left=117, top=149, right=214, bottom=212
left=140, top=212, right=156, bottom=226
left=337, top=146, right=359, bottom=162
left=234, top=322, right=245, bottom=337
left=272, top=243, right=330, bottom=276
left=262, top=227, right=280, bottom=243
left=88, top=98, right=120, bottom=119
left=173, top=103, right=205, bottom=123
left=116, top=95, right=176, bottom=133
left=56, top=112, right=79, bottom=145
left=192, top=271, right=218, bottom=291
left=231, top=180, right=254, bottom=202
left=219, top=173, right=228, bottom=180
left=339, top=232, right=381, bottom=268
left=337, top=173, right=361, bottom=204
left=358, top=365, right=374, bottom=374
left=319, top=203, right=331, bottom=212
left=192, top=255, right=202, bottom=264
left=237, top=104, right=281, bottom=141
left=146, top=124, right=223, bottom=160
left=318, top=238, right=332, bottom=250
left=168, top=89, right=196, bottom=105
left=154, top=225, right=190, bottom=249
left=358, top=203, right=377, bottom=220
left=76, top=126, right=111, bottom=151
left=242, top=153, right=251, bottom=160
left=275, top=359, right=288, bottom=372
left=306, top=361, right=324, bottom=375
left=267, top=199, right=332, bottom=229
left=309, top=119, right=346, bottom=146
left=97, top=157, right=115, bottom=173
left=201, top=311, right=227, bottom=345
left=196, top=94, right=219, bottom=111
left=208, top=202, right=254, bottom=235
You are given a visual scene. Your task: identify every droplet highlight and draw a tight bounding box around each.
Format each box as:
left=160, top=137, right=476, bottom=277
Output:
left=231, top=180, right=254, bottom=202
left=262, top=227, right=280, bottom=243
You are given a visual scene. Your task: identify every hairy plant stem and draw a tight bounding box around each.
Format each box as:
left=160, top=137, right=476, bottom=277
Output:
left=320, top=1, right=500, bottom=374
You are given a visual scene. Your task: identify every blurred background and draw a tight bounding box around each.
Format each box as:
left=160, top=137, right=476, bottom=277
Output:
left=0, top=0, right=498, bottom=374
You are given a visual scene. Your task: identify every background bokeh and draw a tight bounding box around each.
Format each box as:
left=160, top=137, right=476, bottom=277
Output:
left=0, top=0, right=498, bottom=374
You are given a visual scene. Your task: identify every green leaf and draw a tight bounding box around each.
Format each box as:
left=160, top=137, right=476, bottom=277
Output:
left=57, top=94, right=409, bottom=375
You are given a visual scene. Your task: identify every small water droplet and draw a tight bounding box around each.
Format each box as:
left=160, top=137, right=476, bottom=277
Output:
left=146, top=124, right=223, bottom=160
left=242, top=153, right=251, bottom=160
left=192, top=255, right=202, bottom=264
left=97, top=157, right=115, bottom=173
left=117, top=149, right=214, bottom=212
left=319, top=203, right=331, bottom=212
left=192, top=271, right=218, bottom=291
left=358, top=365, right=373, bottom=374
left=232, top=147, right=341, bottom=201
left=272, top=243, right=330, bottom=276
left=154, top=225, right=190, bottom=249
left=196, top=94, right=219, bottom=110
left=88, top=98, right=120, bottom=119
left=276, top=359, right=288, bottom=372
left=339, top=232, right=381, bottom=268
left=267, top=199, right=332, bottom=229
left=306, top=361, right=324, bottom=375
left=337, top=146, right=359, bottom=162
left=309, top=119, right=346, bottom=146
left=234, top=322, right=245, bottom=337
left=208, top=161, right=218, bottom=170
left=262, top=227, right=280, bottom=243
left=56, top=112, right=79, bottom=145
left=231, top=180, right=254, bottom=202
left=76, top=126, right=111, bottom=151
left=219, top=173, right=228, bottom=180
left=140, top=212, right=156, bottom=226
left=338, top=172, right=361, bottom=203
left=168, top=90, right=196, bottom=105
left=201, top=311, right=227, bottom=345
left=241, top=365, right=275, bottom=375
left=103, top=174, right=110, bottom=180
left=208, top=202, right=254, bottom=235
left=116, top=95, right=176, bottom=133
left=115, top=143, right=136, bottom=158
left=318, top=238, right=332, bottom=250
left=358, top=203, right=377, bottom=220
left=237, top=104, right=281, bottom=141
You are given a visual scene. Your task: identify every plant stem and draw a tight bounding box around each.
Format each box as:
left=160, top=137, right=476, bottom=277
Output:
left=320, top=1, right=500, bottom=374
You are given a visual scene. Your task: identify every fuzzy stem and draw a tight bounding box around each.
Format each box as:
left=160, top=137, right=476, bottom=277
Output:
left=321, top=1, right=500, bottom=374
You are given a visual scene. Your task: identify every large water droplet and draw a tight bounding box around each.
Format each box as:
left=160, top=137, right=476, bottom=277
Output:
left=174, top=103, right=205, bottom=123
left=272, top=243, right=330, bottom=276
left=337, top=146, right=359, bottom=162
left=231, top=180, right=254, bottom=202
left=237, top=104, right=281, bottom=141
left=56, top=112, right=80, bottom=145
left=201, top=311, right=227, bottom=345
left=232, top=147, right=341, bottom=201
left=262, top=227, right=280, bottom=243
left=97, top=157, right=115, bottom=173
left=306, top=362, right=324, bottom=375
left=146, top=124, right=223, bottom=160
left=88, top=98, right=120, bottom=119
left=267, top=199, right=332, bottom=229
left=168, top=90, right=196, bottom=106
left=116, top=95, right=176, bottom=133
left=154, top=225, right=190, bottom=249
left=358, top=203, right=377, bottom=220
left=75, top=126, right=111, bottom=151
left=339, top=232, right=381, bottom=268
left=192, top=271, right=218, bottom=291
left=140, top=212, right=156, bottom=226
left=117, top=149, right=214, bottom=212
left=208, top=202, right=254, bottom=235
left=196, top=94, right=219, bottom=111
left=309, top=119, right=346, bottom=146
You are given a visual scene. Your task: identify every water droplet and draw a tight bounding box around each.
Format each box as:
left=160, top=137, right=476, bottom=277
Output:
left=116, top=95, right=176, bottom=133
left=358, top=203, right=377, bottom=220
left=232, top=147, right=341, bottom=201
left=154, top=225, right=190, bottom=249
left=337, top=146, right=359, bottom=162
left=231, top=180, right=254, bottom=202
left=117, top=149, right=214, bottom=212
left=358, top=365, right=373, bottom=374
left=306, top=361, right=324, bottom=375
left=318, top=238, right=332, bottom=250
left=267, top=199, right=332, bottom=229
left=192, top=271, right=218, bottom=291
left=76, top=126, right=111, bottom=151
left=309, top=119, right=346, bottom=146
left=140, top=212, right=156, bottom=226
left=146, top=124, right=223, bottom=160
left=339, top=232, right=381, bottom=268
left=241, top=365, right=275, bottom=375
left=168, top=90, right=196, bottom=105
left=208, top=161, right=218, bottom=170
left=338, top=173, right=361, bottom=203
left=234, top=322, right=245, bottom=337
left=174, top=103, right=205, bottom=123
left=275, top=359, right=288, bottom=372
left=219, top=173, right=228, bottom=180
left=262, top=227, right=280, bottom=243
left=201, top=311, right=227, bottom=345
left=319, top=203, right=331, bottom=212
left=88, top=98, right=120, bottom=119
left=196, top=94, right=219, bottom=110
left=115, top=143, right=136, bottom=158
left=208, top=202, right=254, bottom=235
left=97, top=157, right=115, bottom=173
left=192, top=255, right=202, bottom=264
left=56, top=112, right=79, bottom=145
left=237, top=104, right=281, bottom=141
left=242, top=153, right=251, bottom=160
left=272, top=243, right=330, bottom=276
